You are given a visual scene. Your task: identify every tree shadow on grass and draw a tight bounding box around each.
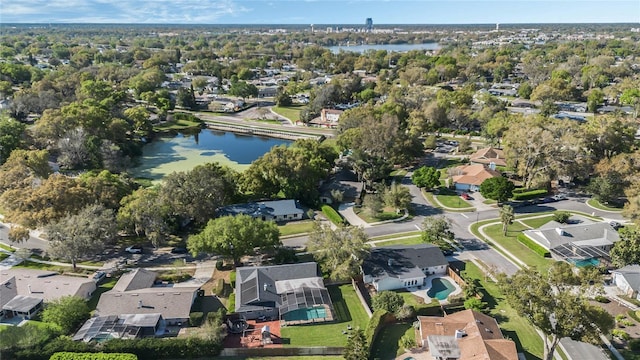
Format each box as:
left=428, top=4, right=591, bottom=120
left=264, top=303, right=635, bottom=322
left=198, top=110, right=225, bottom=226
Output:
left=502, top=329, right=536, bottom=360
left=328, top=286, right=352, bottom=323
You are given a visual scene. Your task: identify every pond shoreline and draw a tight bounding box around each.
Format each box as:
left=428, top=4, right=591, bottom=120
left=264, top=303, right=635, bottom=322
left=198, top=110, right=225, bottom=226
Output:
left=204, top=121, right=323, bottom=141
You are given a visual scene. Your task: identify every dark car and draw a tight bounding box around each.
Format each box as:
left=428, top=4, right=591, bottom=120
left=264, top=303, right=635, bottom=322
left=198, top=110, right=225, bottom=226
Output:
left=171, top=247, right=188, bottom=254
left=92, top=271, right=107, bottom=283
left=609, top=221, right=623, bottom=230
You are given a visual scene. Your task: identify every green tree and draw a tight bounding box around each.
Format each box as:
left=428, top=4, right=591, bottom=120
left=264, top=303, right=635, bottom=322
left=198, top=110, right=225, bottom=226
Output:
left=552, top=211, right=570, bottom=224
left=499, top=267, right=614, bottom=360
left=188, top=215, right=281, bottom=265
left=177, top=86, right=197, bottom=109
left=42, top=296, right=90, bottom=334
left=463, top=297, right=486, bottom=311
left=499, top=204, right=514, bottom=236
left=117, top=187, right=171, bottom=248
left=479, top=176, right=514, bottom=204
left=610, top=227, right=640, bottom=267
left=411, top=166, right=440, bottom=190
left=343, top=328, right=369, bottom=360
left=8, top=225, right=30, bottom=243
left=586, top=89, right=604, bottom=114
left=421, top=216, right=454, bottom=246
left=587, top=175, right=625, bottom=205
left=372, top=291, right=405, bottom=313
left=383, top=182, right=412, bottom=212
left=160, top=162, right=238, bottom=225
left=45, top=204, right=117, bottom=270
left=307, top=222, right=370, bottom=280
left=275, top=87, right=292, bottom=106
left=0, top=114, right=26, bottom=164
left=517, top=82, right=533, bottom=99
left=228, top=80, right=258, bottom=100
left=620, top=88, right=640, bottom=118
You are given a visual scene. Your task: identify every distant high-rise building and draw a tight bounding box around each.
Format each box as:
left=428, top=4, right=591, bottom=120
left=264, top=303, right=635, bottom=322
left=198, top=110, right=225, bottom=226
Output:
left=496, top=23, right=500, bottom=31
left=366, top=18, right=373, bottom=32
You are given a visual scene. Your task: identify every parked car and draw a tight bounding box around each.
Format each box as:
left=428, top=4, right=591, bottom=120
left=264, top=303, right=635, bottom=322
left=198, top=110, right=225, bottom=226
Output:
left=171, top=247, right=188, bottom=254
left=609, top=221, right=623, bottom=230
left=92, top=271, right=107, bottom=283
left=125, top=245, right=143, bottom=254
left=552, top=194, right=567, bottom=201
left=460, top=192, right=471, bottom=200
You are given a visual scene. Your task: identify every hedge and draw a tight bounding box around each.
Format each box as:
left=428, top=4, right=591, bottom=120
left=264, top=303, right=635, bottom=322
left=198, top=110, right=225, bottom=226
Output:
left=512, top=189, right=548, bottom=200
left=211, top=278, right=224, bottom=295
left=365, top=310, right=392, bottom=351
left=50, top=353, right=137, bottom=360
left=189, top=312, right=204, bottom=326
left=227, top=291, right=236, bottom=312
left=517, top=233, right=551, bottom=257
left=229, top=271, right=236, bottom=287
left=321, top=205, right=345, bottom=225
left=100, top=338, right=222, bottom=360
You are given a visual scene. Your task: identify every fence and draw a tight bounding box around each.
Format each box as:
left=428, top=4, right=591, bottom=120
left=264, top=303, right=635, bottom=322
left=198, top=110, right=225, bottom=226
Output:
left=219, top=347, right=344, bottom=357
left=352, top=279, right=373, bottom=318
left=447, top=267, right=467, bottom=287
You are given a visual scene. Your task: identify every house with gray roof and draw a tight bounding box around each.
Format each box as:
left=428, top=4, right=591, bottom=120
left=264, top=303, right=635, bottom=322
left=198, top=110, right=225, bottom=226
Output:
left=0, top=268, right=96, bottom=302
left=234, top=262, right=334, bottom=324
left=362, top=244, right=449, bottom=291
left=94, top=269, right=199, bottom=326
left=522, top=221, right=620, bottom=264
left=612, top=265, right=640, bottom=300
left=0, top=269, right=95, bottom=321
left=218, top=199, right=304, bottom=222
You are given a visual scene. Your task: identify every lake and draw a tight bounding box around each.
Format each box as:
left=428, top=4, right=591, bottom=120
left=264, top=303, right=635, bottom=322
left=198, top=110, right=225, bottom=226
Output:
left=327, top=42, right=440, bottom=54
left=130, top=129, right=293, bottom=180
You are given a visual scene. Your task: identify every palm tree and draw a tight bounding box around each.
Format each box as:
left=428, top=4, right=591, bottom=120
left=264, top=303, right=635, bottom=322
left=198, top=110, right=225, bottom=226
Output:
left=500, top=204, right=515, bottom=236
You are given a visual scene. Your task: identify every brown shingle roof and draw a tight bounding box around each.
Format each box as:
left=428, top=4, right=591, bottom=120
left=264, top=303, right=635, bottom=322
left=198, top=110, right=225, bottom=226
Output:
left=469, top=147, right=507, bottom=167
left=418, top=309, right=518, bottom=360
left=451, top=164, right=502, bottom=186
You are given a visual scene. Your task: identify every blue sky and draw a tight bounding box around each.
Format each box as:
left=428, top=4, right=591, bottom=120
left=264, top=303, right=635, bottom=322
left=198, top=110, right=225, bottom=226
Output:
left=1, top=1, right=639, bottom=24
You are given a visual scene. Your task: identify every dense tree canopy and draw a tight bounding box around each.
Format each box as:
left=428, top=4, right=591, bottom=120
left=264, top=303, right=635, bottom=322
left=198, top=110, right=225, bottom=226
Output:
left=188, top=214, right=281, bottom=265
left=307, top=222, right=370, bottom=280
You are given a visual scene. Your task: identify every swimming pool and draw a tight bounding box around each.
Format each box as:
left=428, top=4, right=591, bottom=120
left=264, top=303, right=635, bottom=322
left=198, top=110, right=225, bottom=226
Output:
left=427, top=278, right=456, bottom=300
left=282, top=306, right=327, bottom=322
left=572, top=258, right=600, bottom=268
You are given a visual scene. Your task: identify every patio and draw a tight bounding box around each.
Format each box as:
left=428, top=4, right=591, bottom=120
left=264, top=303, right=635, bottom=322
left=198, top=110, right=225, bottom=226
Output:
left=407, top=275, right=463, bottom=304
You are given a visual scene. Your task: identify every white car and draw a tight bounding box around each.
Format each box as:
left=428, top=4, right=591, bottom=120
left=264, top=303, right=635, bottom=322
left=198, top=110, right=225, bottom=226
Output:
left=125, top=245, right=143, bottom=254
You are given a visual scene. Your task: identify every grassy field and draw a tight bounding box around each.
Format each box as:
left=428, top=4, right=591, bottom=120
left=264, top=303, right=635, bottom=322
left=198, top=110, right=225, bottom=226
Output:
left=279, top=221, right=315, bottom=236
left=435, top=190, right=474, bottom=210
left=463, top=262, right=544, bottom=359
left=586, top=198, right=624, bottom=212
left=272, top=105, right=303, bottom=122
left=153, top=119, right=202, bottom=131
left=370, top=231, right=422, bottom=242
left=0, top=243, right=15, bottom=252
left=374, top=236, right=423, bottom=247
left=482, top=222, right=554, bottom=273
left=370, top=323, right=414, bottom=359
left=280, top=284, right=369, bottom=346
left=518, top=215, right=554, bottom=229
left=354, top=208, right=404, bottom=223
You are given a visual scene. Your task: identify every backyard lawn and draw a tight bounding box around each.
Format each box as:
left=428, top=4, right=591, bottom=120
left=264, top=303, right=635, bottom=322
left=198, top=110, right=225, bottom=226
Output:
left=463, top=262, right=543, bottom=359
left=482, top=222, right=554, bottom=273
left=278, top=220, right=315, bottom=236
left=370, top=323, right=414, bottom=359
left=272, top=105, right=303, bottom=122
left=280, top=284, right=369, bottom=346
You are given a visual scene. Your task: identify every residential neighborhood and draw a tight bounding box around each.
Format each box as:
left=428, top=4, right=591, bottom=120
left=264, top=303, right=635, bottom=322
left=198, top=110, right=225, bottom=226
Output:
left=0, top=6, right=640, bottom=360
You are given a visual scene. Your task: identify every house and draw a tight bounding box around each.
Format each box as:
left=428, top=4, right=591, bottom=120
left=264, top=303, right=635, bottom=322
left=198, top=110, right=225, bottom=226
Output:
left=319, top=167, right=364, bottom=204
left=450, top=164, right=502, bottom=192
left=258, top=87, right=278, bottom=98
left=362, top=244, right=449, bottom=291
left=308, top=109, right=343, bottom=128
left=0, top=268, right=96, bottom=301
left=234, top=262, right=334, bottom=324
left=417, top=309, right=518, bottom=360
left=469, top=147, right=507, bottom=168
left=522, top=221, right=620, bottom=264
left=74, top=313, right=165, bottom=342
left=0, top=269, right=96, bottom=321
left=94, top=269, right=199, bottom=326
left=612, top=265, right=640, bottom=300
left=218, top=199, right=304, bottom=222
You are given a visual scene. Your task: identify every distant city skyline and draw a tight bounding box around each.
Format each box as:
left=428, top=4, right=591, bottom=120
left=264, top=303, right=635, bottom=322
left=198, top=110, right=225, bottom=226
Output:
left=1, top=1, right=639, bottom=25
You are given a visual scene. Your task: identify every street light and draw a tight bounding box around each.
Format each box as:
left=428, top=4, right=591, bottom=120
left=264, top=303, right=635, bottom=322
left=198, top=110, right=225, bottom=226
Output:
left=476, top=211, right=479, bottom=224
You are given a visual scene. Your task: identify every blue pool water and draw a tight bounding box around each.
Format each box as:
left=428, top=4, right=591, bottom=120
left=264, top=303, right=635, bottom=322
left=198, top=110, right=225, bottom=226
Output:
left=283, top=306, right=327, bottom=322
left=427, top=278, right=456, bottom=300
left=573, top=258, right=600, bottom=268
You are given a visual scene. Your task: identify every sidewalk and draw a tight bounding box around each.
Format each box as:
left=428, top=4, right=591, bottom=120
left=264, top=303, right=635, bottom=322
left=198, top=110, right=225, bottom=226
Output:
left=338, top=203, right=369, bottom=227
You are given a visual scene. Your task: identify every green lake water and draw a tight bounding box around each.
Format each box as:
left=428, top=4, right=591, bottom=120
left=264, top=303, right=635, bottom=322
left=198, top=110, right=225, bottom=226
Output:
left=130, top=129, right=292, bottom=180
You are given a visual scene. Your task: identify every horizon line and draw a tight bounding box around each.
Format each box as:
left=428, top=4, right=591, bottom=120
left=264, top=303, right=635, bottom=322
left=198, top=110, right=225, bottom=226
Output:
left=2, top=21, right=639, bottom=26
